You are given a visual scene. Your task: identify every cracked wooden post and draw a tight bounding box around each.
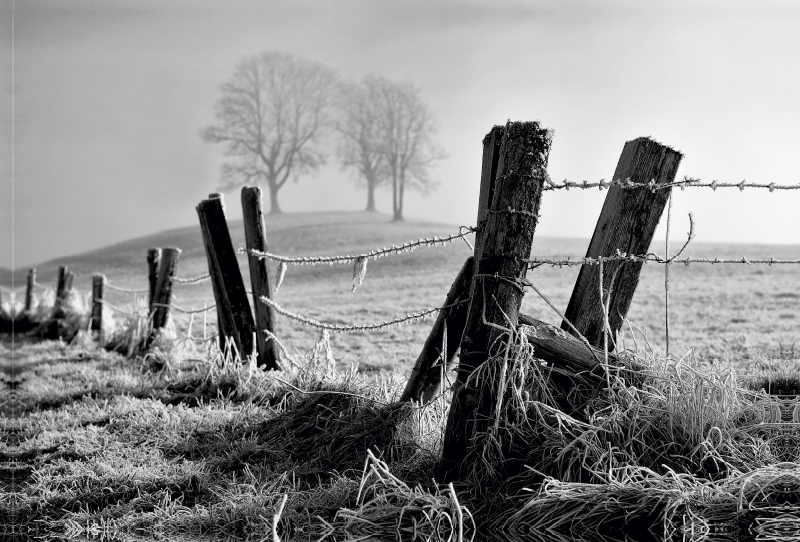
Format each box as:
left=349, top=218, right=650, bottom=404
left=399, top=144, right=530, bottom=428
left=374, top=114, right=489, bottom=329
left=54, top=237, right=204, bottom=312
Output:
left=197, top=193, right=255, bottom=359
left=561, top=137, right=682, bottom=350
left=91, top=274, right=105, bottom=341
left=147, top=248, right=161, bottom=315
left=439, top=122, right=552, bottom=482
left=241, top=186, right=282, bottom=370
left=152, top=247, right=180, bottom=331
left=400, top=256, right=474, bottom=404
left=24, top=268, right=35, bottom=312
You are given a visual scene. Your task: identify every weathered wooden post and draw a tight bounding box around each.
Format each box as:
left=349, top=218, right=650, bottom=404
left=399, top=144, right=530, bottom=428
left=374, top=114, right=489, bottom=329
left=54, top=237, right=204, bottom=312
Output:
left=152, top=248, right=181, bottom=331
left=147, top=248, right=161, bottom=315
left=401, top=257, right=474, bottom=404
left=64, top=271, right=75, bottom=293
left=561, top=137, right=682, bottom=350
left=241, top=186, right=282, bottom=370
left=439, top=122, right=552, bottom=482
left=24, top=268, right=35, bottom=312
left=91, top=274, right=105, bottom=341
left=197, top=193, right=256, bottom=358
left=55, top=266, right=68, bottom=304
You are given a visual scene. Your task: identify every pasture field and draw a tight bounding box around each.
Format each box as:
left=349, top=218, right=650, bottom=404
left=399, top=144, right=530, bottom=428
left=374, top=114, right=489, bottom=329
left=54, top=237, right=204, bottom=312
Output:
left=2, top=211, right=799, bottom=541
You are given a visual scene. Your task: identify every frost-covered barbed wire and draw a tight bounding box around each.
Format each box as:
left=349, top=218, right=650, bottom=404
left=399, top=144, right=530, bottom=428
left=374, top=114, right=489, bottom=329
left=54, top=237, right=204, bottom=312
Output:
left=526, top=252, right=800, bottom=268
left=105, top=283, right=150, bottom=294
left=541, top=176, right=800, bottom=192
left=240, top=227, right=476, bottom=266
left=172, top=273, right=211, bottom=285
left=151, top=302, right=217, bottom=314
left=257, top=295, right=466, bottom=333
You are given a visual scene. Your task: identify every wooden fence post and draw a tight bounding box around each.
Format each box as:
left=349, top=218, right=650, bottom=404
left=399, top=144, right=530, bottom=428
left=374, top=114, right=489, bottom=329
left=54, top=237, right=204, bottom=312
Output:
left=55, top=266, right=68, bottom=304
left=91, top=274, right=105, bottom=340
left=196, top=194, right=256, bottom=359
left=147, top=248, right=161, bottom=315
left=64, top=271, right=75, bottom=293
left=241, top=186, right=282, bottom=370
left=401, top=257, right=474, bottom=404
left=25, top=268, right=35, bottom=312
left=439, top=122, right=552, bottom=482
left=152, top=248, right=181, bottom=331
left=561, top=137, right=682, bottom=350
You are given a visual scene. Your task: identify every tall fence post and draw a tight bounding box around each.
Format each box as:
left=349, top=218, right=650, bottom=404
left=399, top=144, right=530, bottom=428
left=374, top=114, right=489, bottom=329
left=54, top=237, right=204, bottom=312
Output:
left=241, top=186, right=282, bottom=370
left=196, top=193, right=256, bottom=359
left=91, top=274, right=105, bottom=341
left=147, top=248, right=161, bottom=315
left=25, top=268, right=35, bottom=312
left=561, top=137, right=682, bottom=350
left=401, top=257, right=474, bottom=404
left=152, top=247, right=181, bottom=331
left=439, top=121, right=552, bottom=482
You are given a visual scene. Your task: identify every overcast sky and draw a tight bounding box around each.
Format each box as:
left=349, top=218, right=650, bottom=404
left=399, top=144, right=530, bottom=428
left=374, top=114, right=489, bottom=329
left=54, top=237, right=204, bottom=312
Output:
left=2, top=0, right=799, bottom=269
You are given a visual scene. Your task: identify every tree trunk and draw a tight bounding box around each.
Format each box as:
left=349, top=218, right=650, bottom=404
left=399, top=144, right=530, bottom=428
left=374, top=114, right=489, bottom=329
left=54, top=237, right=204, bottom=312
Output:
left=268, top=181, right=282, bottom=214
left=366, top=182, right=376, bottom=212
left=392, top=175, right=404, bottom=221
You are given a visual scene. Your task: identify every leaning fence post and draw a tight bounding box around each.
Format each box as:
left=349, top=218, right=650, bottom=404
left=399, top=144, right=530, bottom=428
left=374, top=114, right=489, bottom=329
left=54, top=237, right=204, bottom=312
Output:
left=400, top=257, right=474, bottom=404
left=91, top=274, right=105, bottom=341
left=439, top=122, right=552, bottom=482
left=25, top=268, right=35, bottom=312
left=147, top=248, right=161, bottom=315
left=561, top=137, right=682, bottom=350
left=241, top=186, right=282, bottom=370
left=152, top=247, right=181, bottom=331
left=197, top=193, right=256, bottom=359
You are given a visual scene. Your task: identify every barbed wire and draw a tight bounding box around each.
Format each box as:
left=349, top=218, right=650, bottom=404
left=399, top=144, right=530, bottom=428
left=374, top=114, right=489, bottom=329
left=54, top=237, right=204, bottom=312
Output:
left=257, top=295, right=465, bottom=333
left=105, top=283, right=150, bottom=294
left=527, top=252, right=800, bottom=268
left=151, top=302, right=217, bottom=314
left=240, top=227, right=476, bottom=266
left=173, top=273, right=211, bottom=285
left=541, top=176, right=800, bottom=192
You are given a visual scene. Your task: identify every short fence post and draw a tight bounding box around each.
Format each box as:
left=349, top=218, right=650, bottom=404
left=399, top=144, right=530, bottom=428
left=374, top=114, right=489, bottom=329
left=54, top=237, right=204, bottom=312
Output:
left=91, top=274, right=105, bottom=341
left=64, top=271, right=75, bottom=293
left=439, top=121, right=552, bottom=482
left=561, top=137, right=682, bottom=350
left=152, top=247, right=181, bottom=331
left=55, top=265, right=68, bottom=304
left=241, top=186, right=282, bottom=370
left=25, top=268, right=35, bottom=312
left=196, top=193, right=256, bottom=359
left=400, top=256, right=474, bottom=404
left=147, top=248, right=161, bottom=315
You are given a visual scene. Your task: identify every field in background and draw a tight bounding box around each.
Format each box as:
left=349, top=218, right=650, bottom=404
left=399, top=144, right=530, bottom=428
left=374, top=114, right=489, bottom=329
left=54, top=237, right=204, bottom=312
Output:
left=6, top=211, right=799, bottom=374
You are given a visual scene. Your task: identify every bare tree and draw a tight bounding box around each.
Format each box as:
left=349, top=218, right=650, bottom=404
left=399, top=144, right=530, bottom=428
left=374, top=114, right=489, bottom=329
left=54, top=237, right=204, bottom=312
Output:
left=340, top=75, right=446, bottom=221
left=335, top=82, right=386, bottom=212
left=201, top=52, right=339, bottom=214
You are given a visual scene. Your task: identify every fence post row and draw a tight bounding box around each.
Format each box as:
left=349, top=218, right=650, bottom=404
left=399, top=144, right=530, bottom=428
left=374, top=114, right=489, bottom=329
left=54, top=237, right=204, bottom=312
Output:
left=241, top=186, right=282, bottom=370
left=439, top=121, right=552, bottom=482
left=561, top=137, right=683, bottom=350
left=152, top=247, right=181, bottom=331
left=25, top=268, right=35, bottom=312
left=91, top=274, right=105, bottom=341
left=196, top=193, right=255, bottom=359
left=147, top=248, right=161, bottom=316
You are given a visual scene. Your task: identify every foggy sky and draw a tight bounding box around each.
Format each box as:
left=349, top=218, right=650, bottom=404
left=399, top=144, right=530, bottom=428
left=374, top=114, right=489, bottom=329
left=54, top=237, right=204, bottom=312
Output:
left=2, top=0, right=800, bottom=269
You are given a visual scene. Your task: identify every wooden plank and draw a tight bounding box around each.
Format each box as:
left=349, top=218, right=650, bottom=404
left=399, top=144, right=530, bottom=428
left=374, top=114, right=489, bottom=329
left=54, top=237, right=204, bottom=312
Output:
left=91, top=274, right=105, bottom=339
left=241, top=186, right=282, bottom=370
left=562, top=137, right=682, bottom=350
left=196, top=194, right=255, bottom=358
left=147, top=248, right=161, bottom=315
left=519, top=314, right=611, bottom=373
left=25, top=268, right=35, bottom=312
left=400, top=256, right=474, bottom=404
left=152, top=247, right=181, bottom=330
left=440, top=121, right=552, bottom=482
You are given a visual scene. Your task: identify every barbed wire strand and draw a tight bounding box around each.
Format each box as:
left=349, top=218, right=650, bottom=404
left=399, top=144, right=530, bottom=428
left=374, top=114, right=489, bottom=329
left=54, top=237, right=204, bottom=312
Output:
left=240, top=227, right=476, bottom=266
left=528, top=254, right=800, bottom=268
left=541, top=176, right=800, bottom=192
left=105, top=283, right=150, bottom=295
left=257, top=295, right=464, bottom=333
left=173, top=273, right=211, bottom=285
left=151, top=302, right=217, bottom=314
